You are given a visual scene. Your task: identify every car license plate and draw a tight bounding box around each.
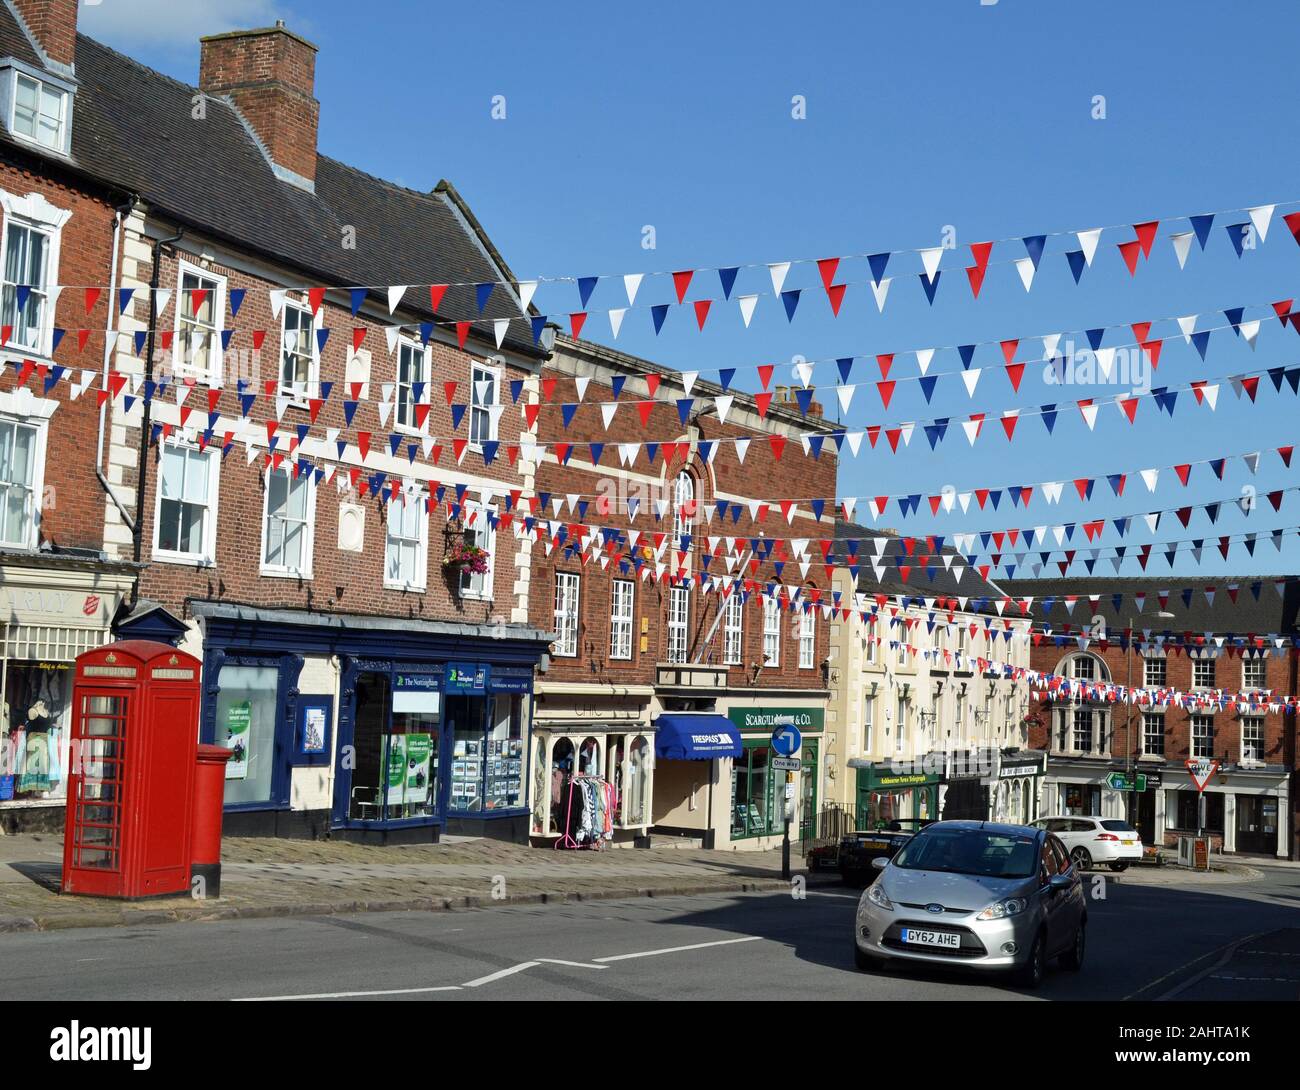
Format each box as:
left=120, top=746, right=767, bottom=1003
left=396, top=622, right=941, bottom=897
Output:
left=900, top=928, right=960, bottom=949
left=858, top=840, right=888, bottom=851
left=1122, top=839, right=1135, bottom=846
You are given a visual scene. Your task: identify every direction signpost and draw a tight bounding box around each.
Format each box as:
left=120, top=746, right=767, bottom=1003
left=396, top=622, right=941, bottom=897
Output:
left=771, top=725, right=803, bottom=880
left=1106, top=771, right=1147, bottom=793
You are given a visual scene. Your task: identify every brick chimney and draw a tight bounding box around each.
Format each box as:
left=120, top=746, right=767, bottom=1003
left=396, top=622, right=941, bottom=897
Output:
left=11, top=0, right=78, bottom=71
left=199, top=21, right=319, bottom=188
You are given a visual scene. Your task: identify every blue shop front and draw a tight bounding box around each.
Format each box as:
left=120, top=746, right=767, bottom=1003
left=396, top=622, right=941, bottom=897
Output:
left=162, top=603, right=550, bottom=843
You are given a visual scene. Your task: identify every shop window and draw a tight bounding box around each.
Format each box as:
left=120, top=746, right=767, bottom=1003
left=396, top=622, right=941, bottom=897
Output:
left=532, top=737, right=548, bottom=834
left=154, top=443, right=218, bottom=563
left=395, top=338, right=429, bottom=432
left=609, top=579, right=634, bottom=660
left=668, top=585, right=689, bottom=664
left=579, top=736, right=601, bottom=776
left=214, top=664, right=280, bottom=807
left=0, top=416, right=42, bottom=549
left=731, top=744, right=773, bottom=839
left=174, top=262, right=225, bottom=383
left=1176, top=789, right=1224, bottom=832
left=0, top=661, right=71, bottom=804
left=384, top=487, right=428, bottom=591
left=261, top=466, right=314, bottom=577
left=484, top=694, right=525, bottom=810
left=1063, top=783, right=1100, bottom=816
left=723, top=591, right=743, bottom=665
left=762, top=596, right=780, bottom=667
left=381, top=673, right=440, bottom=820
left=624, top=735, right=649, bottom=826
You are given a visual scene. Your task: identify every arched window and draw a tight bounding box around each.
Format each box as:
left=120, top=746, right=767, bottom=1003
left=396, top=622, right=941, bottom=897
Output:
left=1053, top=653, right=1112, bottom=756
left=672, top=470, right=695, bottom=544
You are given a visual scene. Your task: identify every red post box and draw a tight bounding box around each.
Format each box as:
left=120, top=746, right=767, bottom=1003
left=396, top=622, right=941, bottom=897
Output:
left=191, top=744, right=232, bottom=897
left=61, top=641, right=202, bottom=899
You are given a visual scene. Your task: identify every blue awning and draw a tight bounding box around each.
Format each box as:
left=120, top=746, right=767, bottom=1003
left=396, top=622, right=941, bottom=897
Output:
left=652, top=714, right=744, bottom=760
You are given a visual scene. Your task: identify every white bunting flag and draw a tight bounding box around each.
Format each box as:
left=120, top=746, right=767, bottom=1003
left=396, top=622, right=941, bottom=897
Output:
left=734, top=437, right=750, bottom=464
left=493, top=318, right=509, bottom=348
left=836, top=385, right=854, bottom=413
left=384, top=325, right=400, bottom=356
left=269, top=289, right=288, bottom=319
left=962, top=417, right=983, bottom=445
left=575, top=375, right=591, bottom=402
left=919, top=247, right=943, bottom=280
left=623, top=273, right=643, bottom=306
left=738, top=294, right=759, bottom=327
left=1176, top=315, right=1197, bottom=343
left=1248, top=204, right=1275, bottom=242
left=600, top=402, right=618, bottom=430
left=961, top=368, right=982, bottom=398
left=517, top=280, right=537, bottom=311
left=1242, top=451, right=1260, bottom=474
left=1170, top=231, right=1194, bottom=269
left=608, top=307, right=626, bottom=339
left=915, top=348, right=934, bottom=375
left=714, top=394, right=733, bottom=424
left=768, top=262, right=791, bottom=295
left=845, top=430, right=863, bottom=456
left=1095, top=347, right=1116, bottom=382
left=1140, top=468, right=1159, bottom=492
left=869, top=277, right=891, bottom=313
left=681, top=371, right=697, bottom=396
left=1014, top=256, right=1036, bottom=292
left=387, top=285, right=407, bottom=314
left=1202, top=384, right=1219, bottom=410
left=1240, top=319, right=1260, bottom=349
left=1079, top=402, right=1099, bottom=430
left=1041, top=333, right=1061, bottom=360
left=1077, top=228, right=1102, bottom=266
left=794, top=361, right=814, bottom=387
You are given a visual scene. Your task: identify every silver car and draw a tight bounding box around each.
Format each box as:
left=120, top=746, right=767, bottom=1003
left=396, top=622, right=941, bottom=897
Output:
left=853, top=820, right=1087, bottom=988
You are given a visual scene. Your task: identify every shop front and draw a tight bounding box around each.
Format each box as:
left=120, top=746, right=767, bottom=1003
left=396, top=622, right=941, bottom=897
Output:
left=849, top=761, right=940, bottom=829
left=0, top=555, right=135, bottom=832
left=1160, top=764, right=1289, bottom=858
left=190, top=603, right=549, bottom=842
left=725, top=705, right=824, bottom=850
left=989, top=750, right=1048, bottom=825
left=529, top=684, right=656, bottom=846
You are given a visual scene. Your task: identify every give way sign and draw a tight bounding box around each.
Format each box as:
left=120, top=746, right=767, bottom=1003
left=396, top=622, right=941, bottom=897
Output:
left=1185, top=758, right=1221, bottom=793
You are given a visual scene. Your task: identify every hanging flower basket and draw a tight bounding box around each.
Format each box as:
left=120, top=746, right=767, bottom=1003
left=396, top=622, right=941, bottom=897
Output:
left=443, top=540, right=489, bottom=577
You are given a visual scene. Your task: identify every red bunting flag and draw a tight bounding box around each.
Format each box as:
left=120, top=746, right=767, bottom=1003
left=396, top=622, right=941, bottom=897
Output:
left=523, top=403, right=540, bottom=429
left=352, top=327, right=366, bottom=352
left=308, top=287, right=326, bottom=316
left=570, top=312, right=587, bottom=338
left=754, top=392, right=773, bottom=419
left=769, top=435, right=787, bottom=460
left=757, top=365, right=774, bottom=390
left=541, top=377, right=557, bottom=401
left=1241, top=375, right=1260, bottom=401
left=1141, top=340, right=1162, bottom=368
left=443, top=381, right=457, bottom=404
left=965, top=264, right=986, bottom=299
left=877, top=380, right=896, bottom=408
left=877, top=353, right=893, bottom=379
left=970, top=241, right=993, bottom=271
left=826, top=284, right=846, bottom=316
left=1118, top=240, right=1141, bottom=275
left=693, top=300, right=710, bottom=330
left=672, top=270, right=693, bottom=303
left=636, top=401, right=654, bottom=426
left=77, top=329, right=90, bottom=352
left=429, top=284, right=448, bottom=312
left=191, top=288, right=209, bottom=316
left=84, top=288, right=100, bottom=314
left=999, top=339, right=1019, bottom=364
left=252, top=330, right=266, bottom=350
left=1133, top=220, right=1159, bottom=258
left=1284, top=212, right=1300, bottom=245
left=1279, top=446, right=1294, bottom=467
left=1272, top=299, right=1294, bottom=326
left=1004, top=363, right=1025, bottom=392
left=455, top=321, right=471, bottom=349
left=1119, top=396, right=1139, bottom=423
left=1174, top=463, right=1192, bottom=485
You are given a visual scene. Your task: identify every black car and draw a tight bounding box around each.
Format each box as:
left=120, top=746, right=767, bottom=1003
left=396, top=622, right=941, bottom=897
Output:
left=838, top=819, right=935, bottom=886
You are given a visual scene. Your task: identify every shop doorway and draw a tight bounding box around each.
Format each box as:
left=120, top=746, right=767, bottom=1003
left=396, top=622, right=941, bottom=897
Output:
left=1236, top=795, right=1278, bottom=855
left=1136, top=789, right=1156, bottom=846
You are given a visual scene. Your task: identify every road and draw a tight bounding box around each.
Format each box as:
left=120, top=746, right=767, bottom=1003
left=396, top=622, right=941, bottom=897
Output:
left=4, top=867, right=1300, bottom=1001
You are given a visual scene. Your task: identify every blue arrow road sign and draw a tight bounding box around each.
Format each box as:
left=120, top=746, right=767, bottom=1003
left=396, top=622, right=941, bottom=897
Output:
left=771, top=724, right=802, bottom=757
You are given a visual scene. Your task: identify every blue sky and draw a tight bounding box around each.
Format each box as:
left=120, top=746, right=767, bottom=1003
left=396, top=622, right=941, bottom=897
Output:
left=82, top=0, right=1300, bottom=583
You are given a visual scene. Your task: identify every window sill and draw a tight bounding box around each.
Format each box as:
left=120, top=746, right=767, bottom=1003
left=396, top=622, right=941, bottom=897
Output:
left=384, top=581, right=426, bottom=594
left=151, top=551, right=216, bottom=568
left=259, top=566, right=312, bottom=580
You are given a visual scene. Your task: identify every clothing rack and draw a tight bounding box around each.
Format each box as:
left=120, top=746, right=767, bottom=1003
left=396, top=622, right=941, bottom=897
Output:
left=554, top=773, right=617, bottom=850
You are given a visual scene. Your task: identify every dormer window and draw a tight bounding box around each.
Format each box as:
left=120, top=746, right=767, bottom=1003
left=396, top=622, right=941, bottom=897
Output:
left=11, top=72, right=67, bottom=152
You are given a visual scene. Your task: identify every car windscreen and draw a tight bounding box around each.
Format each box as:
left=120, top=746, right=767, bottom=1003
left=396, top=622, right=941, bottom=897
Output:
left=1100, top=820, right=1137, bottom=833
left=892, top=829, right=1039, bottom=879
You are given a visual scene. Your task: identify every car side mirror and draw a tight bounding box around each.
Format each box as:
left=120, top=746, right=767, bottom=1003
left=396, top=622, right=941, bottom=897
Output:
left=1049, top=873, right=1072, bottom=891
left=871, top=856, right=889, bottom=871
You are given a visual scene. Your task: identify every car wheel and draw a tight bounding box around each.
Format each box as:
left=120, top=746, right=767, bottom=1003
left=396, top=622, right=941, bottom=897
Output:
left=1060, top=921, right=1086, bottom=971
left=1017, top=931, right=1047, bottom=989
left=1070, top=846, right=1092, bottom=872
left=1108, top=862, right=1128, bottom=873
left=854, top=942, right=885, bottom=972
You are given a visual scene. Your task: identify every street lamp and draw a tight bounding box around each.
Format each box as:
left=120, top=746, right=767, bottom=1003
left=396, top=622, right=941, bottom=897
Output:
left=1125, top=610, right=1176, bottom=823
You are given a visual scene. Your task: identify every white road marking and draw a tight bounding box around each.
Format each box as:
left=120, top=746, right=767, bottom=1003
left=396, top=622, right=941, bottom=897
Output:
left=535, top=958, right=608, bottom=969
left=593, top=936, right=764, bottom=963
left=234, top=985, right=463, bottom=1001
left=463, top=962, right=540, bottom=987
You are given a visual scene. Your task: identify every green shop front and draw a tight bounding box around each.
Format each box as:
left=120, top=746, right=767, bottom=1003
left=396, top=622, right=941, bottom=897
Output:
left=848, top=760, right=941, bottom=829
left=726, top=706, right=824, bottom=845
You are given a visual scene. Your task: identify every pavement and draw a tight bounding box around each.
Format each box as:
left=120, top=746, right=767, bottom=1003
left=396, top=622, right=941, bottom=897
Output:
left=0, top=829, right=1272, bottom=933
left=3, top=869, right=1299, bottom=1001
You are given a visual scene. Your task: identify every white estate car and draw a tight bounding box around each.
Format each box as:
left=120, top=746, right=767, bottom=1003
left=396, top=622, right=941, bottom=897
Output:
left=1029, top=816, right=1144, bottom=872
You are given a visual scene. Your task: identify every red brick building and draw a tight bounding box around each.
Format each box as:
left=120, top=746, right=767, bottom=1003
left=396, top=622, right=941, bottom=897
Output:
left=3, top=2, right=559, bottom=841
left=528, top=335, right=840, bottom=850
left=1005, top=576, right=1300, bottom=858
left=0, top=0, right=136, bottom=831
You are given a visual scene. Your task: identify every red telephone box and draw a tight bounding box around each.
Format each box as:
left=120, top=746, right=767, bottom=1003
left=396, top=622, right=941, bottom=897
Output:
left=61, top=641, right=202, bottom=898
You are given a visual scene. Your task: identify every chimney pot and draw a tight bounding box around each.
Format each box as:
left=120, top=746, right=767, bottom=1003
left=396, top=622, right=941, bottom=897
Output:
left=199, top=24, right=319, bottom=187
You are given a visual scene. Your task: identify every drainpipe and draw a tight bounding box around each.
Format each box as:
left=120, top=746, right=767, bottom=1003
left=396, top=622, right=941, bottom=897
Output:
left=95, top=194, right=138, bottom=531
left=129, top=225, right=185, bottom=600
